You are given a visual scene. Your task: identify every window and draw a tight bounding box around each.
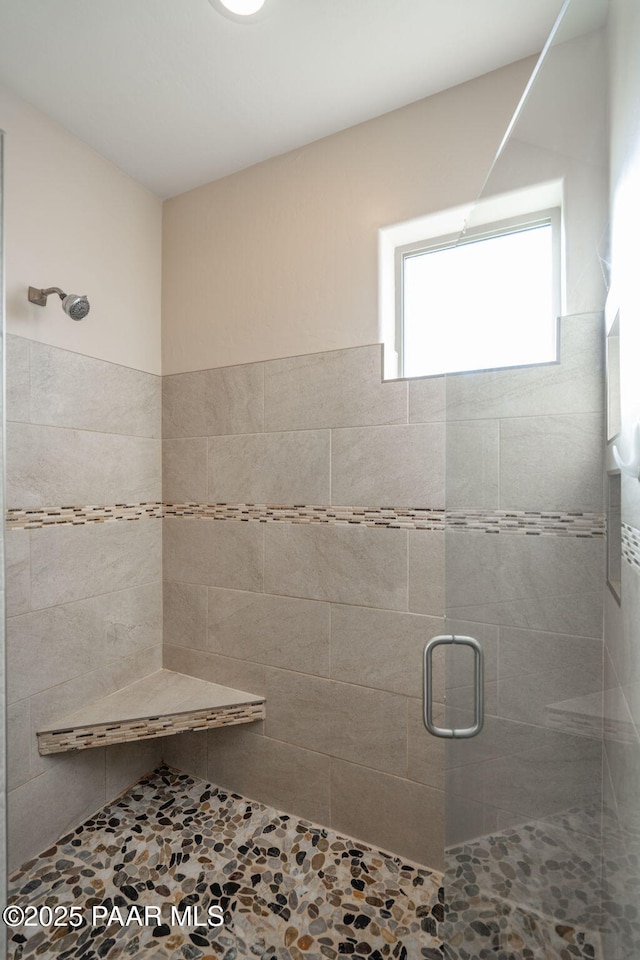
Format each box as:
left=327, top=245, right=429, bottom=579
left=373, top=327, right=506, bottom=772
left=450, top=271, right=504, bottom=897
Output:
left=378, top=183, right=564, bottom=380
left=398, top=211, right=560, bottom=379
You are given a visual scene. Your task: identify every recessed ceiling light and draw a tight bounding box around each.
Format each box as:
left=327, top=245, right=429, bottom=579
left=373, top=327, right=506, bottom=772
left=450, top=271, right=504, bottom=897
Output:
left=211, top=0, right=266, bottom=17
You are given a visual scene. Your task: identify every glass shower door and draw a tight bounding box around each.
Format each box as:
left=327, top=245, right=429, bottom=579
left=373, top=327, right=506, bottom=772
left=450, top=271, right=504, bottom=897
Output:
left=434, top=0, right=609, bottom=954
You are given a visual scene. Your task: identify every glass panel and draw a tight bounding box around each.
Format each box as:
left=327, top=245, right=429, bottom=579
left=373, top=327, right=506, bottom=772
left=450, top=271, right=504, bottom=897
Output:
left=441, top=0, right=608, bottom=955
left=0, top=129, right=7, bottom=958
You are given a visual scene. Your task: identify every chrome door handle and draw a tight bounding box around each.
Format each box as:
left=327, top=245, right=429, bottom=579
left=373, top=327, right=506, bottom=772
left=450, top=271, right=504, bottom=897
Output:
left=423, top=634, right=484, bottom=739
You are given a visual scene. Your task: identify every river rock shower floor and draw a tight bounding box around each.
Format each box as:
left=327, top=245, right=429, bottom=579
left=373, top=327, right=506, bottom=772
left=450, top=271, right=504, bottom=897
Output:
left=7, top=766, right=443, bottom=960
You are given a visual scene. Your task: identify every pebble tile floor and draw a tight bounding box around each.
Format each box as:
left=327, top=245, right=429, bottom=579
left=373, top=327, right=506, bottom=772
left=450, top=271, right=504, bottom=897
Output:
left=7, top=767, right=444, bottom=960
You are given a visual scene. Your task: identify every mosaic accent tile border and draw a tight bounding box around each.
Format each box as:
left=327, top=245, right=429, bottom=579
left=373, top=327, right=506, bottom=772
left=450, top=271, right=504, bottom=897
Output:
left=6, top=502, right=163, bottom=530
left=37, top=702, right=266, bottom=756
left=7, top=765, right=443, bottom=960
left=447, top=509, right=605, bottom=537
left=164, top=501, right=447, bottom=529
left=622, top=522, right=640, bottom=571
left=6, top=501, right=606, bottom=537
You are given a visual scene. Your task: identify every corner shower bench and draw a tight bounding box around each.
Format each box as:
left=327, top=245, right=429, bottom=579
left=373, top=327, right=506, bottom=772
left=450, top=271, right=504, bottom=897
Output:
left=36, top=669, right=265, bottom=755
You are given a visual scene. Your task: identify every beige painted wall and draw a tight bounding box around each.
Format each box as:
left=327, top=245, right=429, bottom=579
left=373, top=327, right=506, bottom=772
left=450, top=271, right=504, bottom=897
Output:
left=0, top=85, right=162, bottom=374
left=162, top=58, right=533, bottom=375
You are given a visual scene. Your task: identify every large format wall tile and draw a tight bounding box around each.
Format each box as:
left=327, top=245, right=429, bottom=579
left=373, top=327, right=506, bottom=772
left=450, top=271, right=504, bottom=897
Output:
left=7, top=422, right=161, bottom=508
left=264, top=523, right=407, bottom=609
left=264, top=345, right=407, bottom=431
left=330, top=758, right=444, bottom=870
left=500, top=413, right=603, bottom=512
left=207, top=727, right=331, bottom=826
left=163, top=644, right=266, bottom=696
left=207, top=588, right=331, bottom=676
left=8, top=582, right=162, bottom=702
left=446, top=530, right=604, bottom=637
left=408, top=376, right=445, bottom=423
left=331, top=423, right=444, bottom=508
left=163, top=363, right=264, bottom=438
left=330, top=604, right=444, bottom=701
left=407, top=697, right=444, bottom=790
left=497, top=626, right=603, bottom=728
left=5, top=532, right=30, bottom=618
left=408, top=530, right=445, bottom=616
left=29, top=341, right=161, bottom=438
left=163, top=517, right=263, bottom=592
left=208, top=431, right=330, bottom=504
left=163, top=438, right=208, bottom=502
left=445, top=313, right=604, bottom=421
left=446, top=420, right=500, bottom=510
left=163, top=581, right=208, bottom=649
left=8, top=748, right=107, bottom=871
left=29, top=521, right=162, bottom=610
left=265, top=669, right=407, bottom=776
left=6, top=335, right=30, bottom=423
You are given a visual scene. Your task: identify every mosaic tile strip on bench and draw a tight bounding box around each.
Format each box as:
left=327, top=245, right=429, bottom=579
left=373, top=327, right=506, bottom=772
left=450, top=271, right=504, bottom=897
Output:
left=7, top=501, right=605, bottom=537
left=37, top=701, right=265, bottom=755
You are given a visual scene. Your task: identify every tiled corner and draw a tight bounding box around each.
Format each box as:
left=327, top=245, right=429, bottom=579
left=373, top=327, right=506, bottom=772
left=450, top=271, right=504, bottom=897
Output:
left=162, top=362, right=264, bottom=438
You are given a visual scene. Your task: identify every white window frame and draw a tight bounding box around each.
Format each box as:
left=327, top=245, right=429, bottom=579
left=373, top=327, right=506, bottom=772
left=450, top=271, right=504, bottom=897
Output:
left=378, top=180, right=565, bottom=380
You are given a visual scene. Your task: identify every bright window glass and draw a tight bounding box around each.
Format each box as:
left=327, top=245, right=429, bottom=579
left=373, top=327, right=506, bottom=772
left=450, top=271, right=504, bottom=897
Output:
left=402, top=222, right=556, bottom=378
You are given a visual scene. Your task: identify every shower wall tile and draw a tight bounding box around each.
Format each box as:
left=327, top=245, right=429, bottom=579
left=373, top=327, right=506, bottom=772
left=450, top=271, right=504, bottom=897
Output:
left=407, top=697, right=444, bottom=789
left=264, top=523, right=407, bottom=609
left=446, top=529, right=604, bottom=637
left=445, top=313, right=604, bottom=421
left=163, top=438, right=208, bottom=502
left=500, top=413, right=603, bottom=512
left=408, top=375, right=445, bottom=423
left=497, top=645, right=602, bottom=729
left=29, top=342, right=161, bottom=438
left=207, top=728, right=331, bottom=826
left=408, top=530, right=444, bottom=616
left=6, top=335, right=30, bottom=423
left=330, top=604, right=444, bottom=701
left=329, top=682, right=407, bottom=776
left=445, top=620, right=499, bottom=692
left=330, top=759, right=444, bottom=870
left=446, top=420, right=500, bottom=509
left=207, top=431, right=330, bottom=505
left=163, top=517, right=263, bottom=592
left=28, top=644, right=162, bottom=778
left=8, top=748, right=106, bottom=872
left=7, top=699, right=32, bottom=791
left=162, top=362, right=264, bottom=439
left=265, top=669, right=407, bottom=777
left=29, top=520, right=162, bottom=610
left=264, top=345, right=407, bottom=432
left=8, top=582, right=162, bottom=702
left=163, top=644, right=266, bottom=697
left=161, top=730, right=209, bottom=781
left=264, top=670, right=332, bottom=755
left=5, top=531, right=30, bottom=618
left=331, top=423, right=444, bottom=509
left=105, top=740, right=163, bottom=799
left=7, top=422, right=161, bottom=509
left=163, top=581, right=208, bottom=649
left=466, top=730, right=602, bottom=821
left=207, top=588, right=331, bottom=677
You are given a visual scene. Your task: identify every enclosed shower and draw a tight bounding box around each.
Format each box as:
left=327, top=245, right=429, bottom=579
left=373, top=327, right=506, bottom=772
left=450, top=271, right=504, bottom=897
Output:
left=1, top=0, right=639, bottom=958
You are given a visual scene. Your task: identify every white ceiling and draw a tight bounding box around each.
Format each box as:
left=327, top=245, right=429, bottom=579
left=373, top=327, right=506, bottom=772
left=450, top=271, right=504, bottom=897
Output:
left=0, top=0, right=606, bottom=198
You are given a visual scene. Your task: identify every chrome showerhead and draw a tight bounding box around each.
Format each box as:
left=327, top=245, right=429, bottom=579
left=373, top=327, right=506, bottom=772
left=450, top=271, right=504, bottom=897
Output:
left=61, top=293, right=90, bottom=321
left=28, top=286, right=91, bottom=321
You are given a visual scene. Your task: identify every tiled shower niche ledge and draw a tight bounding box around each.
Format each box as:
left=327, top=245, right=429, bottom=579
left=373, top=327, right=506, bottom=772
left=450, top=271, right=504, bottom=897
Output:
left=36, top=669, right=265, bottom=755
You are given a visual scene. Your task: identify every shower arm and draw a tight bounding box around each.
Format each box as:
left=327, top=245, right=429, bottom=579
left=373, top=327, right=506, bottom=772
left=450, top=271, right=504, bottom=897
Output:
left=28, top=286, right=66, bottom=306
